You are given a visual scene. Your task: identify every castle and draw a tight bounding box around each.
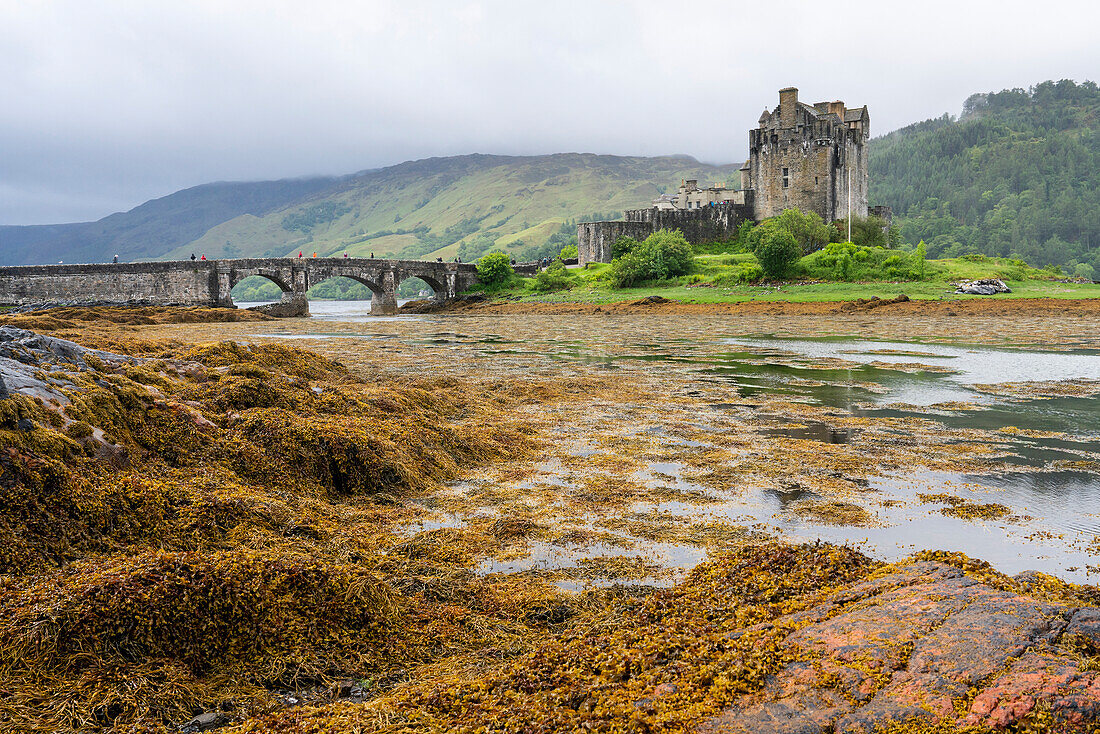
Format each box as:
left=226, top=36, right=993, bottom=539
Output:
left=577, top=87, right=872, bottom=265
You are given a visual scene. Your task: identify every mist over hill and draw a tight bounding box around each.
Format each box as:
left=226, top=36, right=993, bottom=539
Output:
left=2, top=80, right=1098, bottom=276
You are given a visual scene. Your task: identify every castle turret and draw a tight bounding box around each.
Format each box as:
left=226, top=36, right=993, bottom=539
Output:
left=779, top=87, right=799, bottom=129
left=744, top=86, right=870, bottom=224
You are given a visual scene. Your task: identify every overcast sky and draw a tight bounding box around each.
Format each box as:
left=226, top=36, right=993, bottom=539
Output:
left=2, top=0, right=1098, bottom=225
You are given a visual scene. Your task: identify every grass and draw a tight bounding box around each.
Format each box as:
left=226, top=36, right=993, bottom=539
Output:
left=166, top=155, right=734, bottom=262
left=490, top=253, right=1100, bottom=304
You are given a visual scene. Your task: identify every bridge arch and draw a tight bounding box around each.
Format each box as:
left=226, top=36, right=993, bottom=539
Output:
left=230, top=270, right=292, bottom=293
left=230, top=273, right=291, bottom=303
left=309, top=273, right=385, bottom=299
left=397, top=274, right=442, bottom=299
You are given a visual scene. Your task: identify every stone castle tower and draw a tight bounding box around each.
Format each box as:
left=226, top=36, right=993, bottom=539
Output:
left=576, top=86, right=876, bottom=265
left=742, top=87, right=869, bottom=223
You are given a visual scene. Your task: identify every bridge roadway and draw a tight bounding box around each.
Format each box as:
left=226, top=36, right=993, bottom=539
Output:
left=0, top=257, right=482, bottom=314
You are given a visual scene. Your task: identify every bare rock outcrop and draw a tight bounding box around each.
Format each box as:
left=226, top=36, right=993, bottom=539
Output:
left=702, top=561, right=1100, bottom=733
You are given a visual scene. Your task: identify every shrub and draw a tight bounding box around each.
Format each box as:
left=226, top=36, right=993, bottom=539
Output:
left=1074, top=262, right=1095, bottom=281
left=711, top=261, right=764, bottom=286
left=558, top=244, right=578, bottom=259
left=476, top=252, right=514, bottom=287
left=833, top=215, right=891, bottom=248
left=773, top=209, right=839, bottom=254
left=530, top=260, right=574, bottom=293
left=608, top=229, right=694, bottom=288
left=801, top=241, right=929, bottom=282
left=753, top=228, right=802, bottom=279
left=611, top=236, right=638, bottom=259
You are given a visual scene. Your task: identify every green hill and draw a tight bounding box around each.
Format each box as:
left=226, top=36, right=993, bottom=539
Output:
left=166, top=153, right=734, bottom=264
left=870, top=79, right=1100, bottom=278
left=0, top=154, right=734, bottom=266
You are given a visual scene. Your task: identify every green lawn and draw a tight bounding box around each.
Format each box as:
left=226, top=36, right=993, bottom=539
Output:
left=490, top=255, right=1100, bottom=304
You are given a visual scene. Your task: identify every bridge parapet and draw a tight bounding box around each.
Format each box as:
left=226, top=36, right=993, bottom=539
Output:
left=0, top=258, right=480, bottom=314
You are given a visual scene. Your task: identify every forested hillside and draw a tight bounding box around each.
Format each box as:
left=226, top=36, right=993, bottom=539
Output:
left=871, top=79, right=1100, bottom=278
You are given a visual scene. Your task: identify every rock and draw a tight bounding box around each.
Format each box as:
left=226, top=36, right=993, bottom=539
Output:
left=836, top=294, right=911, bottom=313
left=180, top=711, right=229, bottom=732
left=1065, top=607, right=1100, bottom=652
left=633, top=295, right=672, bottom=306
left=701, top=561, right=1100, bottom=733
left=955, top=278, right=1011, bottom=295
left=247, top=297, right=308, bottom=318
left=399, top=293, right=484, bottom=314
left=330, top=679, right=356, bottom=699
left=0, top=327, right=132, bottom=404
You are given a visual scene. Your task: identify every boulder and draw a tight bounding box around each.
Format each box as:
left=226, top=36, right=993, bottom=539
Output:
left=180, top=711, right=229, bottom=732
left=955, top=278, right=1011, bottom=295
left=0, top=327, right=132, bottom=403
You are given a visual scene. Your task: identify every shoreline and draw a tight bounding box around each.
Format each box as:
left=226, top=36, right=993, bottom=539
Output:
left=427, top=295, right=1100, bottom=317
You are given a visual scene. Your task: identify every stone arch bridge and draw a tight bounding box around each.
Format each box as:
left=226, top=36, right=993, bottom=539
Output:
left=0, top=258, right=481, bottom=314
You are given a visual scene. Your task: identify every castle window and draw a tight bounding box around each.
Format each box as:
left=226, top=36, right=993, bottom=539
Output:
left=782, top=167, right=790, bottom=188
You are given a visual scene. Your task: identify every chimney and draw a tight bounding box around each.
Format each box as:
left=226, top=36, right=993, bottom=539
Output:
left=779, top=87, right=798, bottom=129
left=828, top=100, right=845, bottom=118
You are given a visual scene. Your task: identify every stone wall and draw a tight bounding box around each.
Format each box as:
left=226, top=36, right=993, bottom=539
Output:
left=0, top=262, right=219, bottom=307
left=577, top=199, right=754, bottom=265
left=577, top=221, right=654, bottom=266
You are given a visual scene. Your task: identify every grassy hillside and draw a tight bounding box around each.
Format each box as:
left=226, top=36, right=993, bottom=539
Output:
left=0, top=154, right=732, bottom=266
left=171, top=153, right=734, bottom=263
left=870, top=79, right=1100, bottom=278
left=0, top=178, right=340, bottom=265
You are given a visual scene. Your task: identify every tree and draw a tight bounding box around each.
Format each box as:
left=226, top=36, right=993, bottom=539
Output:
left=753, top=227, right=801, bottom=279
left=612, top=236, right=638, bottom=258
left=774, top=209, right=838, bottom=254
left=834, top=215, right=890, bottom=248
left=608, top=229, right=694, bottom=288
left=476, top=252, right=514, bottom=287
left=558, top=244, right=578, bottom=259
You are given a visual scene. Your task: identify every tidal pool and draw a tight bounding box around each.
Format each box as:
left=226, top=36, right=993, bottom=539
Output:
left=150, top=301, right=1100, bottom=584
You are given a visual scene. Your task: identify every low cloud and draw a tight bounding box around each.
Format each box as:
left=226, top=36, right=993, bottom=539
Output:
left=2, top=0, right=1097, bottom=223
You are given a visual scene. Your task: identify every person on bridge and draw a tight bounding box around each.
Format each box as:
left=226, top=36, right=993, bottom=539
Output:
left=200, top=254, right=206, bottom=261
left=370, top=252, right=375, bottom=258
left=343, top=251, right=348, bottom=258
left=312, top=252, right=317, bottom=258
left=112, top=254, right=118, bottom=263
left=298, top=251, right=303, bottom=258
left=190, top=253, right=196, bottom=261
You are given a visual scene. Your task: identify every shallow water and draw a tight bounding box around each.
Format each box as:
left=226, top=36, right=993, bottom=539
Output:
left=162, top=301, right=1100, bottom=584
